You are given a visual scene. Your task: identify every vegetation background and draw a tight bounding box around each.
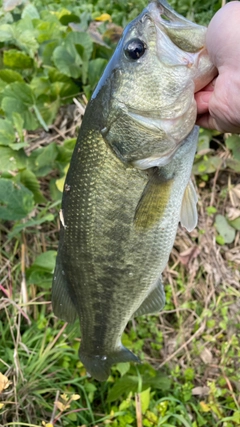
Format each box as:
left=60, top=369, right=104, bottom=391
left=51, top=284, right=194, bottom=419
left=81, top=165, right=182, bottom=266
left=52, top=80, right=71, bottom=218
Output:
left=0, top=0, right=239, bottom=426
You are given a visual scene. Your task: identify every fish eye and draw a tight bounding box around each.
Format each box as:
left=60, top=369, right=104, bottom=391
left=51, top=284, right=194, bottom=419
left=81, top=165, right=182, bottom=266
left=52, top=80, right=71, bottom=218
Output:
left=124, top=38, right=146, bottom=60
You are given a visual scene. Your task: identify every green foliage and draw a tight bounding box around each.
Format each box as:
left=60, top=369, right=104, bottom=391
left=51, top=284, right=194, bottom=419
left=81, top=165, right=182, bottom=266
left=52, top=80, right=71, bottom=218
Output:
left=107, top=364, right=171, bottom=402
left=0, top=178, right=34, bottom=220
left=0, top=0, right=116, bottom=238
left=215, top=214, right=236, bottom=245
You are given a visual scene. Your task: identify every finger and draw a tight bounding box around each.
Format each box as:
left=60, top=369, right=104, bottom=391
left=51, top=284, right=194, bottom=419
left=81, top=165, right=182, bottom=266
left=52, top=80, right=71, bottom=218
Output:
left=195, top=91, right=212, bottom=115
left=196, top=113, right=222, bottom=131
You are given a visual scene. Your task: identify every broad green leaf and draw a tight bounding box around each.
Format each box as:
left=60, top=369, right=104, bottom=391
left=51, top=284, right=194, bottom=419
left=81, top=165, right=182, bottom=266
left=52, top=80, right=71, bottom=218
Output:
left=74, top=44, right=90, bottom=84
left=0, top=146, right=26, bottom=171
left=1, top=82, right=39, bottom=130
left=40, top=98, right=60, bottom=126
left=12, top=112, right=24, bottom=141
left=9, top=142, right=29, bottom=150
left=32, top=143, right=58, bottom=177
left=35, top=21, right=62, bottom=44
left=35, top=69, right=79, bottom=102
left=0, top=147, right=18, bottom=171
left=32, top=250, right=57, bottom=272
left=36, top=143, right=58, bottom=169
left=30, top=76, right=52, bottom=98
left=40, top=40, right=59, bottom=65
left=143, top=370, right=171, bottom=391
left=0, top=69, right=24, bottom=83
left=53, top=44, right=83, bottom=78
left=2, top=81, right=35, bottom=105
left=0, top=24, right=13, bottom=42
left=17, top=29, right=39, bottom=56
left=2, top=96, right=38, bottom=130
left=107, top=368, right=170, bottom=402
left=226, top=158, right=240, bottom=173
left=0, top=178, right=34, bottom=220
left=215, top=214, right=236, bottom=244
left=88, top=58, right=108, bottom=88
left=67, top=31, right=93, bottom=59
left=0, top=79, right=7, bottom=93
left=229, top=217, right=240, bottom=231
left=0, top=119, right=15, bottom=146
left=226, top=134, right=240, bottom=161
left=26, top=269, right=53, bottom=288
left=3, top=49, right=33, bottom=69
left=14, top=15, right=34, bottom=32
left=51, top=81, right=79, bottom=104
left=22, top=4, right=40, bottom=19
left=56, top=138, right=76, bottom=165
left=107, top=376, right=139, bottom=402
left=115, top=362, right=130, bottom=377
left=48, top=67, right=76, bottom=83
left=19, top=169, right=46, bottom=203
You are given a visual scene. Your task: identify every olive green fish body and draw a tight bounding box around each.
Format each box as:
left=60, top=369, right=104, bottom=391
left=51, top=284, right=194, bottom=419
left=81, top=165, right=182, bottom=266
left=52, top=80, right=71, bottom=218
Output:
left=52, top=0, right=216, bottom=381
left=53, top=117, right=197, bottom=380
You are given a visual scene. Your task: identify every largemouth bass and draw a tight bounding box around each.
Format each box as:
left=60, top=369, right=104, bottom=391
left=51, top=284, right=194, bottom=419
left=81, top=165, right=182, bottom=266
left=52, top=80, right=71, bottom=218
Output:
left=52, top=0, right=216, bottom=381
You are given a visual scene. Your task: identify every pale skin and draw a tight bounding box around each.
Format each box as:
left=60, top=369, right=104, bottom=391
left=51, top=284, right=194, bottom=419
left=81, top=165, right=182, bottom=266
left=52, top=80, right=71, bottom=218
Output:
left=195, top=1, right=240, bottom=133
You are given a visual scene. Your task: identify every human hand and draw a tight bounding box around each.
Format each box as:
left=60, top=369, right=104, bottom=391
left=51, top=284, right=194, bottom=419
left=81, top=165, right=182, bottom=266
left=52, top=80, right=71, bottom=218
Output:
left=195, top=1, right=240, bottom=133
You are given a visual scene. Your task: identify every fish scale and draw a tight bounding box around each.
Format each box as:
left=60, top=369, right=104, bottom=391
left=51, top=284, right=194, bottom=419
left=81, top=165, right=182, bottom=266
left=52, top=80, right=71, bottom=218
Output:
left=52, top=0, right=216, bottom=381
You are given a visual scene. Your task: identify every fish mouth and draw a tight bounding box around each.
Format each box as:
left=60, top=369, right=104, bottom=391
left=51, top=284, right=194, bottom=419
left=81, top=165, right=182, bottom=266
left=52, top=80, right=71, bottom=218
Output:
left=145, top=0, right=217, bottom=91
left=146, top=0, right=206, bottom=52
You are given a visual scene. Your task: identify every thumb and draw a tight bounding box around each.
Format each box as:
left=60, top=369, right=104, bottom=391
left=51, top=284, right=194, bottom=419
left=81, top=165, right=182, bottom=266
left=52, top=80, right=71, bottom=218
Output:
left=195, top=91, right=212, bottom=115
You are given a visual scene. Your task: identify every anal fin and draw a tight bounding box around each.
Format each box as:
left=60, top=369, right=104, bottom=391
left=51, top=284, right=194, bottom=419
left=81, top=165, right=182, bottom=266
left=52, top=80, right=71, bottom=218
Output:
left=180, top=179, right=198, bottom=232
left=133, top=277, right=165, bottom=317
left=52, top=258, right=77, bottom=323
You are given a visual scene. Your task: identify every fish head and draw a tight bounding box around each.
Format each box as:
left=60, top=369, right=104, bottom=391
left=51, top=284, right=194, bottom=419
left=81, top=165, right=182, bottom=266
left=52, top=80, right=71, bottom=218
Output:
left=92, top=0, right=216, bottom=169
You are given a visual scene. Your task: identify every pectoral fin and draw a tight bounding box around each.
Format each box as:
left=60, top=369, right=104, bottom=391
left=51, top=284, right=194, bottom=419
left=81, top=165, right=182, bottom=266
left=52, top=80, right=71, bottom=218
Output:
left=180, top=179, right=198, bottom=232
left=52, top=258, right=77, bottom=323
left=133, top=278, right=165, bottom=317
left=134, top=172, right=173, bottom=229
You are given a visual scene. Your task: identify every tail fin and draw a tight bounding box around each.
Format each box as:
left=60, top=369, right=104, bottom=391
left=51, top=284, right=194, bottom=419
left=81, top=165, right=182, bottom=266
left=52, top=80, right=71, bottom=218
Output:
left=79, top=346, right=140, bottom=381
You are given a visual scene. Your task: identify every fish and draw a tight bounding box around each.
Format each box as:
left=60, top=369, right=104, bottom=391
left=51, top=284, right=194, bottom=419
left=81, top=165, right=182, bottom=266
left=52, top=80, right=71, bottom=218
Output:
left=52, top=0, right=216, bottom=381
